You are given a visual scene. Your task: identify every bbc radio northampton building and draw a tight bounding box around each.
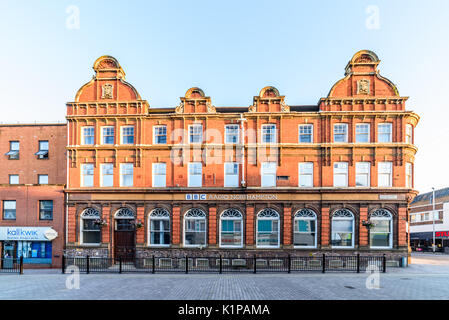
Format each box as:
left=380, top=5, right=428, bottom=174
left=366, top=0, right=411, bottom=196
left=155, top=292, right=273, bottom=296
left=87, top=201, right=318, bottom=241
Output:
left=64, top=50, right=419, bottom=263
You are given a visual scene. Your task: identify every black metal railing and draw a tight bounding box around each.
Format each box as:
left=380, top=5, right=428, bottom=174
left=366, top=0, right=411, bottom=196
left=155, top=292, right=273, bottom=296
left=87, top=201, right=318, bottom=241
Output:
left=62, top=254, right=387, bottom=274
left=0, top=257, right=23, bottom=274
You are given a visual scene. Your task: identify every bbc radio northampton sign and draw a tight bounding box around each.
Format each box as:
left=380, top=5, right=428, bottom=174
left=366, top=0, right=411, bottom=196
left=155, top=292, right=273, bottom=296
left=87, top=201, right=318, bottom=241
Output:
left=0, top=227, right=58, bottom=241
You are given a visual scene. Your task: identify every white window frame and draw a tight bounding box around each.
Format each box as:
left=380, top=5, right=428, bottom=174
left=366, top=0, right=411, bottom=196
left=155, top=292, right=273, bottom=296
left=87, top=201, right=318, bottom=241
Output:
left=378, top=123, right=392, bottom=143
left=256, top=209, right=280, bottom=248
left=82, top=126, right=95, bottom=145
left=121, top=126, right=134, bottom=145
left=369, top=210, right=393, bottom=249
left=38, top=174, right=48, bottom=185
left=219, top=209, right=243, bottom=248
left=293, top=209, right=317, bottom=248
left=81, top=164, right=94, bottom=187
left=153, top=125, right=167, bottom=144
left=120, top=163, right=133, bottom=187
left=355, top=162, right=371, bottom=187
left=298, top=162, right=313, bottom=187
left=183, top=209, right=207, bottom=248
left=333, top=162, right=348, bottom=187
left=80, top=208, right=101, bottom=245
left=406, top=124, right=413, bottom=144
left=261, top=124, right=277, bottom=144
left=355, top=123, right=370, bottom=143
left=405, top=162, right=413, bottom=188
left=225, top=125, right=239, bottom=144
left=188, top=162, right=202, bottom=187
left=9, top=174, right=19, bottom=185
left=152, top=163, right=167, bottom=188
left=224, top=162, right=239, bottom=187
left=100, top=163, right=114, bottom=187
left=101, top=126, right=115, bottom=145
left=261, top=162, right=277, bottom=187
left=333, top=123, right=348, bottom=143
left=189, top=124, right=203, bottom=144
left=331, top=209, right=355, bottom=249
left=298, top=124, right=313, bottom=143
left=378, top=162, right=392, bottom=187
left=148, top=208, right=170, bottom=247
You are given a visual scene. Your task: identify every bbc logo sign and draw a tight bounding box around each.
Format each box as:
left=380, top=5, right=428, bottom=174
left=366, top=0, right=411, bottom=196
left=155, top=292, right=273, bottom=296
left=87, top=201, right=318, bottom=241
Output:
left=185, top=194, right=207, bottom=200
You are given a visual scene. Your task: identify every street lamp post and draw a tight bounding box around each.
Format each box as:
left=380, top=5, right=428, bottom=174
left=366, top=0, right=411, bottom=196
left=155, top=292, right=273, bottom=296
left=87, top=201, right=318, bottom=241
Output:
left=432, top=187, right=436, bottom=253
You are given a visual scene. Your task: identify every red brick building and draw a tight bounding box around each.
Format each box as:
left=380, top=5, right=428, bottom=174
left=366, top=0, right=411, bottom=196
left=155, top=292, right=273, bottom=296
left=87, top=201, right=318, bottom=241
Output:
left=65, top=50, right=419, bottom=262
left=0, top=124, right=66, bottom=267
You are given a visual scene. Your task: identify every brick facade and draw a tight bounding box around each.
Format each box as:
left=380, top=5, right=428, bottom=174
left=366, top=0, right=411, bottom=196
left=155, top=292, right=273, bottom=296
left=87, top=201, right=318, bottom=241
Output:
left=64, top=51, right=419, bottom=262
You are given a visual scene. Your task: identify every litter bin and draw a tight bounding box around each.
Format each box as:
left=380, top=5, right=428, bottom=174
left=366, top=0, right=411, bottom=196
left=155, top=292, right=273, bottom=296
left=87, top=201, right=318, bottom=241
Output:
left=401, top=257, right=407, bottom=267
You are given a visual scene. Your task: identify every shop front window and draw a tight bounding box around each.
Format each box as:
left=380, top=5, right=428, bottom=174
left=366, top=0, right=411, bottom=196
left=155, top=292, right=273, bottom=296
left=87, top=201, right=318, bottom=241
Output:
left=17, top=241, right=52, bottom=263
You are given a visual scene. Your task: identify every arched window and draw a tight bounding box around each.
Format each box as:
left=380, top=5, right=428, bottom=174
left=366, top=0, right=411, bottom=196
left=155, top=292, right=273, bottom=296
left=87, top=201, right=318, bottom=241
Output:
left=331, top=209, right=354, bottom=248
left=114, top=208, right=135, bottom=231
left=148, top=208, right=170, bottom=246
left=293, top=209, right=317, bottom=248
left=370, top=209, right=393, bottom=248
left=220, top=209, right=243, bottom=248
left=81, top=208, right=101, bottom=244
left=184, top=208, right=207, bottom=247
left=256, top=208, right=280, bottom=248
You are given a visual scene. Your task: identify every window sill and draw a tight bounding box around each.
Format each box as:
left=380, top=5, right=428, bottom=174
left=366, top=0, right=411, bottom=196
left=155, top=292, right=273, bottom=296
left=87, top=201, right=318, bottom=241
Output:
left=293, top=246, right=317, bottom=249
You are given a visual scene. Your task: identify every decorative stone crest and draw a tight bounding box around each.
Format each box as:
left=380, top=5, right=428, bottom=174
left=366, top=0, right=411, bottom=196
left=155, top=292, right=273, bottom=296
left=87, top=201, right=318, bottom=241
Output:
left=357, top=79, right=370, bottom=95
left=206, top=101, right=216, bottom=113
left=248, top=104, right=256, bottom=112
left=101, top=83, right=114, bottom=99
left=175, top=101, right=184, bottom=114
left=280, top=101, right=290, bottom=112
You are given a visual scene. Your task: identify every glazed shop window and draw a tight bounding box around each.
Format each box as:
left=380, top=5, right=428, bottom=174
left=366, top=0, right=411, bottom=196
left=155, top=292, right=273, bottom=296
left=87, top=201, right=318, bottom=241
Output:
left=81, top=164, right=94, bottom=187
left=293, top=209, right=317, bottom=248
left=17, top=241, right=52, bottom=262
left=184, top=208, right=207, bottom=247
left=39, top=200, right=53, bottom=220
left=101, top=126, right=115, bottom=145
left=225, top=125, right=239, bottom=144
left=355, top=123, right=370, bottom=143
left=153, top=126, right=167, bottom=144
left=121, top=126, right=134, bottom=144
left=220, top=209, right=243, bottom=247
left=35, top=140, right=49, bottom=159
left=333, top=123, right=348, bottom=143
left=370, top=209, right=393, bottom=249
left=81, top=208, right=101, bottom=244
left=5, top=141, right=19, bottom=159
left=256, top=208, right=280, bottom=248
left=378, top=123, right=392, bottom=143
left=331, top=209, right=354, bottom=248
left=149, top=208, right=170, bottom=246
left=298, top=124, right=313, bottom=143
left=82, top=127, right=94, bottom=145
left=3, top=200, right=16, bottom=220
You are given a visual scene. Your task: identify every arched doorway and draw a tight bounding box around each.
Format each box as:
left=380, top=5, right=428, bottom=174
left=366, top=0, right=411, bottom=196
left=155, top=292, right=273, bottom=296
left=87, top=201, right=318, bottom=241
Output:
left=114, top=208, right=136, bottom=260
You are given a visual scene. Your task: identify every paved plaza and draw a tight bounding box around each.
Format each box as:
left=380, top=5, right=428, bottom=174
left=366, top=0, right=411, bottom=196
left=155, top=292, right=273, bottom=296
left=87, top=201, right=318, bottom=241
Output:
left=0, top=253, right=448, bottom=300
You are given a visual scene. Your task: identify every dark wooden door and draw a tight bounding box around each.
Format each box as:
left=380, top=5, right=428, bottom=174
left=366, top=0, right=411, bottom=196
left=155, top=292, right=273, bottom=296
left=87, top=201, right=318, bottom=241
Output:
left=114, top=219, right=136, bottom=260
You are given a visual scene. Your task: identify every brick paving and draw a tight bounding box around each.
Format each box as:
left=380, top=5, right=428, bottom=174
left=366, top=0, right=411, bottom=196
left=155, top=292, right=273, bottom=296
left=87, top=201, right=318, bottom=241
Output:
left=0, top=253, right=448, bottom=300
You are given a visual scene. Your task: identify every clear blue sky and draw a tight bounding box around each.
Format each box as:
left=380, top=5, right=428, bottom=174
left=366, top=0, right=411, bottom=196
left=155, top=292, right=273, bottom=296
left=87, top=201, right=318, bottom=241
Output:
left=0, top=0, right=448, bottom=194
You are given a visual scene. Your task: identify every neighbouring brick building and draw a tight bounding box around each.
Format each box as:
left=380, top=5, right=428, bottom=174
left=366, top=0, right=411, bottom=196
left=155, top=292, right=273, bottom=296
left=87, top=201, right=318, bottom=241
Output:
left=409, top=187, right=449, bottom=252
left=64, top=50, right=419, bottom=263
left=0, top=124, right=66, bottom=267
